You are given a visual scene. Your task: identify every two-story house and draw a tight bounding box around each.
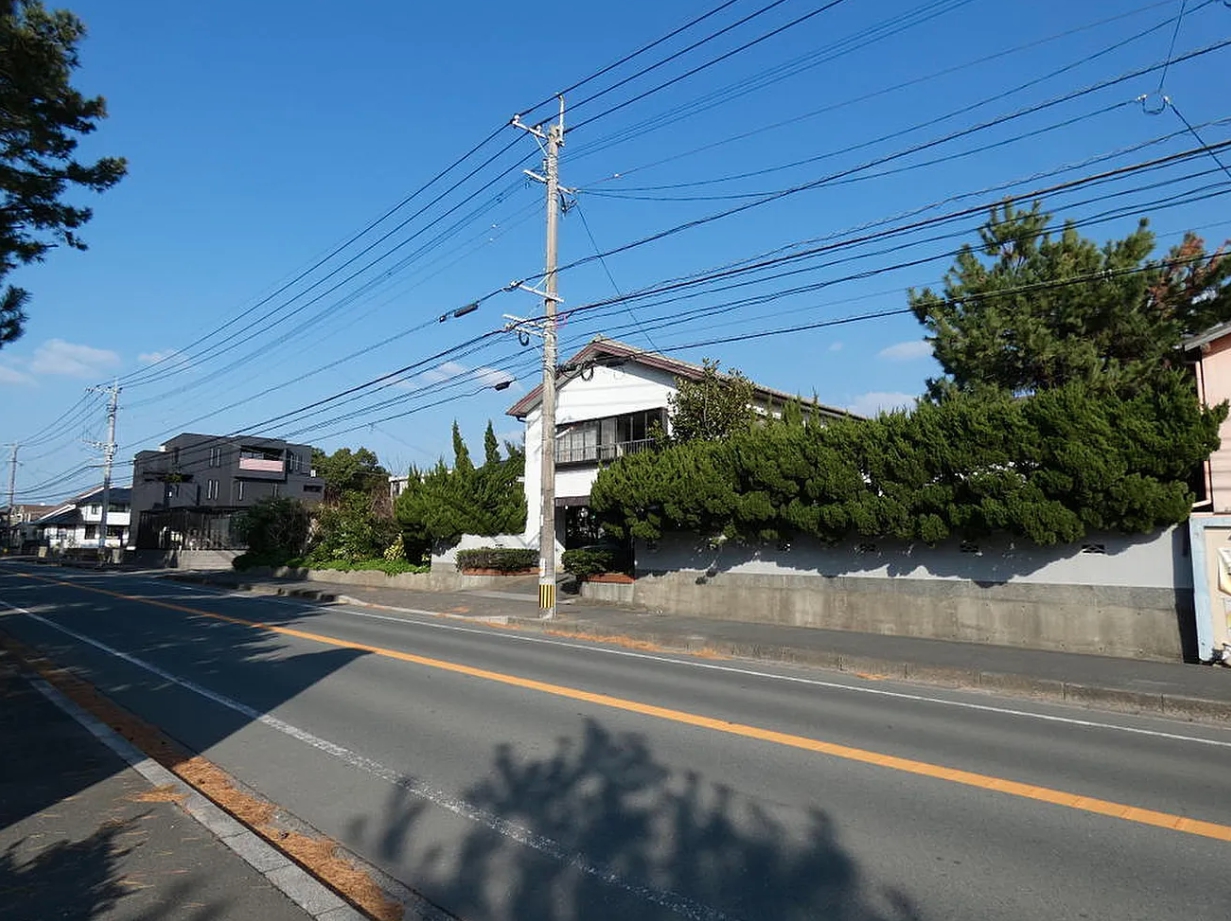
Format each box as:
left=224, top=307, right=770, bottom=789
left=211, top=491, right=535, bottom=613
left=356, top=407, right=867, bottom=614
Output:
left=35, top=487, right=132, bottom=551
left=506, top=337, right=850, bottom=553
left=130, top=433, right=324, bottom=550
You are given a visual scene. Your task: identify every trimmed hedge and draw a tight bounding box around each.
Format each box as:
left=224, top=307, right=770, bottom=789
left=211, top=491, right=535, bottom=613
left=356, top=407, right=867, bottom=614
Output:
left=297, top=558, right=429, bottom=575
left=561, top=547, right=629, bottom=580
left=590, top=375, right=1225, bottom=547
left=455, top=547, right=538, bottom=573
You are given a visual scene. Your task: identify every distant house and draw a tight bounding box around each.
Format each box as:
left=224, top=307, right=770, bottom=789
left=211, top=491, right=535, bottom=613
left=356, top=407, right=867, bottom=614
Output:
left=130, top=433, right=324, bottom=550
left=35, top=487, right=131, bottom=551
left=506, top=336, right=851, bottom=553
left=389, top=474, right=411, bottom=502
left=3, top=503, right=55, bottom=551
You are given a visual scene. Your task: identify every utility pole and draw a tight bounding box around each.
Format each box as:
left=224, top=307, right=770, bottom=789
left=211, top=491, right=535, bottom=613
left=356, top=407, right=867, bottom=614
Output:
left=511, top=97, right=566, bottom=618
left=94, top=380, right=120, bottom=563
left=5, top=444, right=16, bottom=551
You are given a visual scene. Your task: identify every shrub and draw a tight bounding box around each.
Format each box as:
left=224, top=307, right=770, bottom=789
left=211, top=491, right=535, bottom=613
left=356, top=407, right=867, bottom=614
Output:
left=232, top=498, right=311, bottom=567
left=561, top=547, right=629, bottom=580
left=455, top=547, right=538, bottom=573
left=302, top=558, right=428, bottom=575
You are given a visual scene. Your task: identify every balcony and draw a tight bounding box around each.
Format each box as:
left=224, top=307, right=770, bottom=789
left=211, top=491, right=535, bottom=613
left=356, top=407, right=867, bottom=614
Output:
left=555, top=437, right=657, bottom=466
left=238, top=457, right=284, bottom=473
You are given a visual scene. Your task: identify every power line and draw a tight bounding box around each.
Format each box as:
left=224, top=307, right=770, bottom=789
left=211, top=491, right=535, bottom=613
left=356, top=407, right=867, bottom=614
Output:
left=575, top=0, right=1189, bottom=182
left=570, top=0, right=853, bottom=132
left=528, top=37, right=1231, bottom=288
left=571, top=200, right=660, bottom=353
left=121, top=124, right=513, bottom=386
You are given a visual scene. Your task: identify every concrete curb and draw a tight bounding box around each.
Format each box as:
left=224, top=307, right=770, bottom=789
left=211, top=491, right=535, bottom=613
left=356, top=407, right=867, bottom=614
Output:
left=25, top=677, right=363, bottom=920
left=166, top=572, right=1231, bottom=724
left=24, top=674, right=453, bottom=921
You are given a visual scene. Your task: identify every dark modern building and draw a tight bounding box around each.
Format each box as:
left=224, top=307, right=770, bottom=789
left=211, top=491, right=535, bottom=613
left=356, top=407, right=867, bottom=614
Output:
left=131, top=433, right=323, bottom=550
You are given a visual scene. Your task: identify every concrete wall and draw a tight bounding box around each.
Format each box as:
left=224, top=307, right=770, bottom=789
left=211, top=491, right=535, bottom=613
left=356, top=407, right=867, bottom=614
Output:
left=632, top=529, right=1194, bottom=661
left=429, top=533, right=530, bottom=569
left=261, top=566, right=535, bottom=594
left=130, top=548, right=242, bottom=570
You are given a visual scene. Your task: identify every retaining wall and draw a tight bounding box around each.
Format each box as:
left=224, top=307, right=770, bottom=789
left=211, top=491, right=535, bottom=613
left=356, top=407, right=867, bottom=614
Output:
left=631, top=529, right=1194, bottom=661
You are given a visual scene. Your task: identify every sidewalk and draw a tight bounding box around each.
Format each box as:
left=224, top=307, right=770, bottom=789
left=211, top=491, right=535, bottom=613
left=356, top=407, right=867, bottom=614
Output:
left=0, top=653, right=358, bottom=921
left=171, top=569, right=1231, bottom=723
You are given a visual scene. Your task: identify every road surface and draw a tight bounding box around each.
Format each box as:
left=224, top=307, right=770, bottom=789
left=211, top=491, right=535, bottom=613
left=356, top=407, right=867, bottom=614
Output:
left=2, top=562, right=1228, bottom=921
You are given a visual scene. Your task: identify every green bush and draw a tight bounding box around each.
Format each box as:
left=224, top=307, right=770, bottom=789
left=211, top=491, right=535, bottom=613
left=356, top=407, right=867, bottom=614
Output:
left=232, top=550, right=293, bottom=571
left=455, top=547, right=538, bottom=573
left=590, top=374, right=1225, bottom=547
left=301, top=558, right=428, bottom=575
left=561, top=547, right=629, bottom=580
left=233, top=497, right=311, bottom=566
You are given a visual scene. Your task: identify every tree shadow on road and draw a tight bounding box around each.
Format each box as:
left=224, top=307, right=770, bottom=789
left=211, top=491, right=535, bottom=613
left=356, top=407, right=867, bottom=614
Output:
left=350, top=719, right=922, bottom=921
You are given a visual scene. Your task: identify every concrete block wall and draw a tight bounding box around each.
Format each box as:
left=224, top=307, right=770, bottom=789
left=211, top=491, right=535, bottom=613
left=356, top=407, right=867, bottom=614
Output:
left=631, top=528, right=1194, bottom=661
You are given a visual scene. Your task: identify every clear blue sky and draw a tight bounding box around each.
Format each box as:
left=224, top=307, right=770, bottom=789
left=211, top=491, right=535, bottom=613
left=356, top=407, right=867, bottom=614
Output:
left=2, top=0, right=1229, bottom=501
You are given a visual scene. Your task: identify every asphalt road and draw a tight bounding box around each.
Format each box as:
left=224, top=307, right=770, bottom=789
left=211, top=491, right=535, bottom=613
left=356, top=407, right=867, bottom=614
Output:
left=2, top=562, right=1229, bottom=921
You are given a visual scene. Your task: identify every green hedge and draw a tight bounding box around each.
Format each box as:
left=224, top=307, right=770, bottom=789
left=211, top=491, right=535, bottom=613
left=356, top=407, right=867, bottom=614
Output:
left=561, top=547, right=629, bottom=580
left=590, top=375, right=1224, bottom=547
left=455, top=547, right=538, bottom=573
left=296, top=558, right=429, bottom=575
left=232, top=554, right=427, bottom=575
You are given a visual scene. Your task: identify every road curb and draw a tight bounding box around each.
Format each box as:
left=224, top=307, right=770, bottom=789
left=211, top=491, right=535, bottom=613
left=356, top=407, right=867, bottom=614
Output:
left=165, top=572, right=1231, bottom=724
left=25, top=677, right=366, bottom=921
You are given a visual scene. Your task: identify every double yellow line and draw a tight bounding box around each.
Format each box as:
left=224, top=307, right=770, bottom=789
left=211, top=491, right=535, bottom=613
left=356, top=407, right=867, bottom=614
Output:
left=15, top=570, right=1231, bottom=843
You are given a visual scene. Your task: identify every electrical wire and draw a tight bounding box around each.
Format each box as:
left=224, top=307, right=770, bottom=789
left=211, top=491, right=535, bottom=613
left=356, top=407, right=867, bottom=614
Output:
left=527, top=37, right=1231, bottom=289
left=575, top=0, right=1189, bottom=183
left=570, top=0, right=853, bottom=132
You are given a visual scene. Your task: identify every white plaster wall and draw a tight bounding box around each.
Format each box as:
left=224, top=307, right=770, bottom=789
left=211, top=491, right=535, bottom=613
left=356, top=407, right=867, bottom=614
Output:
left=520, top=363, right=677, bottom=542
left=638, top=527, right=1190, bottom=590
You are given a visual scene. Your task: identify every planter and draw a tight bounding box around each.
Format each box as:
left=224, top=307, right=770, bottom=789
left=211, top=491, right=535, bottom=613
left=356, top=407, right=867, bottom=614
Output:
left=459, top=567, right=538, bottom=576
left=583, top=572, right=635, bottom=584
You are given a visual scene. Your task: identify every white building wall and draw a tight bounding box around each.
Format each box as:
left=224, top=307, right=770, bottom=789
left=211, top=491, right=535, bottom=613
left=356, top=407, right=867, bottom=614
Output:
left=520, top=363, right=679, bottom=548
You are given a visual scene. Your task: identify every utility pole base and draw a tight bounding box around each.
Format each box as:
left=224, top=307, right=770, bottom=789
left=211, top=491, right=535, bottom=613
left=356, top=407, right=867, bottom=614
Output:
left=538, top=581, right=556, bottom=615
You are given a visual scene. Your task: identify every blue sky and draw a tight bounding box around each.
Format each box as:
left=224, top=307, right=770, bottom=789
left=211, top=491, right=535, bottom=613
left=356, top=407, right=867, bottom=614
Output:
left=2, top=0, right=1229, bottom=501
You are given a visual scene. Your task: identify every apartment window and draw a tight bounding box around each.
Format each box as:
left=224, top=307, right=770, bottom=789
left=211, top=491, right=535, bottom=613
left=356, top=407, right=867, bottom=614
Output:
left=206, top=479, right=219, bottom=500
left=209, top=446, right=221, bottom=467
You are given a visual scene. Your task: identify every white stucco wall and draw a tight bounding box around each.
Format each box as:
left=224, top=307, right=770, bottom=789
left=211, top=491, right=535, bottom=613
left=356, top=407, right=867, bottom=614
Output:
left=519, top=362, right=679, bottom=543
left=638, top=527, right=1190, bottom=589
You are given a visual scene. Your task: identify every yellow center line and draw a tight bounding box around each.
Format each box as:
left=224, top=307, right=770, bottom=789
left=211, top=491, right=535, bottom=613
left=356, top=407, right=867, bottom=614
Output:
left=15, top=570, right=1231, bottom=843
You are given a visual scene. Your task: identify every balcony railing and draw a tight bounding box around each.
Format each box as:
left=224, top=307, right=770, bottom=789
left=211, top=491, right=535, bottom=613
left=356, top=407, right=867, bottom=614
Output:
left=239, top=457, right=285, bottom=473
left=555, top=438, right=656, bottom=466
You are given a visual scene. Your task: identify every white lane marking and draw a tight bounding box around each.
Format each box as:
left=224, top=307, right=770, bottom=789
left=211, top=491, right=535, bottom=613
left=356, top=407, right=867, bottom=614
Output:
left=0, top=597, right=729, bottom=921
left=18, top=569, right=1231, bottom=749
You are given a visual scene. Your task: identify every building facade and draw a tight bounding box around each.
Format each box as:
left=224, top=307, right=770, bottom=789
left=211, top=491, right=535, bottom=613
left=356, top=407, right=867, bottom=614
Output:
left=130, top=433, right=323, bottom=550
left=506, top=337, right=851, bottom=554
left=35, top=487, right=131, bottom=551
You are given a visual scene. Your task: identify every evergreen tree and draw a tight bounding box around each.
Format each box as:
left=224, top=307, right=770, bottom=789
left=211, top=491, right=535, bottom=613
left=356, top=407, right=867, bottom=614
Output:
left=1, top=1, right=127, bottom=346
left=667, top=359, right=757, bottom=442
left=909, top=203, right=1230, bottom=400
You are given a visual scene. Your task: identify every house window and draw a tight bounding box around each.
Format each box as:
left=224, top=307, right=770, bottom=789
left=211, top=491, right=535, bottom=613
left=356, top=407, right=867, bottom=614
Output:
left=271, top=483, right=280, bottom=498
left=206, top=479, right=219, bottom=500
left=236, top=480, right=245, bottom=501
left=303, top=484, right=322, bottom=494
left=288, top=453, right=301, bottom=473
left=555, top=409, right=666, bottom=465
left=209, top=446, right=221, bottom=467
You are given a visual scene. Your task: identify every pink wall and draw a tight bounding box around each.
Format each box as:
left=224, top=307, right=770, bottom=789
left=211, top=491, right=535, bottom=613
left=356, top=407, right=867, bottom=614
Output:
left=1196, top=334, right=1231, bottom=512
